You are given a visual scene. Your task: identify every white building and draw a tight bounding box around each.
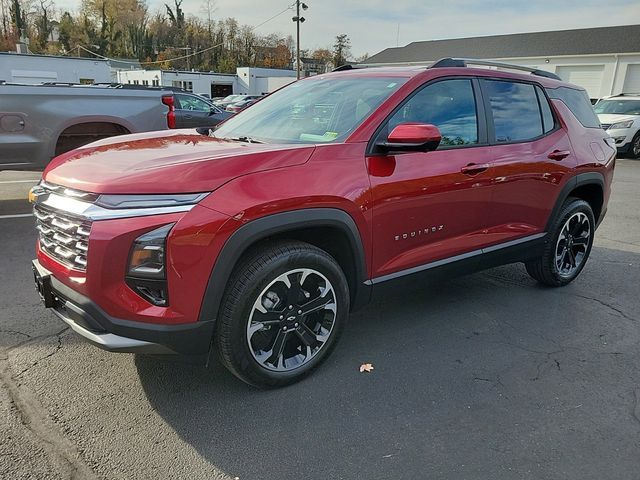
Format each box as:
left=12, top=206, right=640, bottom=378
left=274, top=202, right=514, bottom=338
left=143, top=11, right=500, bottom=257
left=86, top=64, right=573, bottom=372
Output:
left=117, top=67, right=297, bottom=97
left=0, top=52, right=111, bottom=84
left=0, top=51, right=297, bottom=96
left=364, top=25, right=640, bottom=101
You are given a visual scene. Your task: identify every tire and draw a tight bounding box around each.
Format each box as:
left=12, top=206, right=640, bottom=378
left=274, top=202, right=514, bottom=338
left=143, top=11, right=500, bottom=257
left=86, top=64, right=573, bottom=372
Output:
left=525, top=197, right=595, bottom=287
left=215, top=240, right=349, bottom=388
left=629, top=131, right=640, bottom=159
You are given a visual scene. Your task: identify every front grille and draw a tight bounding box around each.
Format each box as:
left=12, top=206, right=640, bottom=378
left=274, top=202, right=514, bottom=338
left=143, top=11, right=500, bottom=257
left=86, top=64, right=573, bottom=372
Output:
left=601, top=123, right=611, bottom=130
left=34, top=204, right=92, bottom=271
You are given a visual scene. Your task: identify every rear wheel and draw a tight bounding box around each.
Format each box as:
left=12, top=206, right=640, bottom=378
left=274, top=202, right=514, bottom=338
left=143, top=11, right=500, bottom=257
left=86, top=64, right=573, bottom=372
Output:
left=215, top=241, right=349, bottom=387
left=525, top=198, right=594, bottom=287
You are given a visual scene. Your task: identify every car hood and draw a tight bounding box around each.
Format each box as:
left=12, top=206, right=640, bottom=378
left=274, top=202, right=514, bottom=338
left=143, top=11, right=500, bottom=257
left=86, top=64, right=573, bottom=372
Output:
left=597, top=113, right=637, bottom=124
left=43, top=129, right=315, bottom=194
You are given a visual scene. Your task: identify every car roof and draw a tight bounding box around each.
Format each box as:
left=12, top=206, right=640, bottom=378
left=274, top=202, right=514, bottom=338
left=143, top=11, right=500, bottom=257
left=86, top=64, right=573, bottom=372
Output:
left=320, top=63, right=575, bottom=90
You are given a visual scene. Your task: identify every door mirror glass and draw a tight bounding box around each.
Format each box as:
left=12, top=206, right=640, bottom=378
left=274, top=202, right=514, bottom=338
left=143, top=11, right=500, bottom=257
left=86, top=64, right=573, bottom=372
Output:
left=378, top=123, right=442, bottom=153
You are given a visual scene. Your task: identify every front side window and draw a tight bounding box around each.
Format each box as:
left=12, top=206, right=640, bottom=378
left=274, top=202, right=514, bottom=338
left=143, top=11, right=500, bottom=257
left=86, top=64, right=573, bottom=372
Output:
left=387, top=79, right=478, bottom=146
left=483, top=80, right=543, bottom=143
left=214, top=76, right=406, bottom=144
left=176, top=94, right=212, bottom=112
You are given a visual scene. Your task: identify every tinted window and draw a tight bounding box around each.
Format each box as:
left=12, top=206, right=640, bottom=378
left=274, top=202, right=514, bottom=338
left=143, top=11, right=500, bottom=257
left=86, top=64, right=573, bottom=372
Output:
left=387, top=79, right=478, bottom=146
left=483, top=80, right=542, bottom=142
left=546, top=87, right=601, bottom=128
left=536, top=86, right=555, bottom=133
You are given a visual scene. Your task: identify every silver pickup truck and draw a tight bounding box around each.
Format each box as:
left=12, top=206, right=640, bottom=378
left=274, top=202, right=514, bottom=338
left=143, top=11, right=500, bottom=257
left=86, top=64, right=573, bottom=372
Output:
left=0, top=83, right=231, bottom=170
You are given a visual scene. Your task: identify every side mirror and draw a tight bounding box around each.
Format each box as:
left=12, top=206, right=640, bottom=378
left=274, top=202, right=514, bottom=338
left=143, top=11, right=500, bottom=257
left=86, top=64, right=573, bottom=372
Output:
left=377, top=123, right=442, bottom=153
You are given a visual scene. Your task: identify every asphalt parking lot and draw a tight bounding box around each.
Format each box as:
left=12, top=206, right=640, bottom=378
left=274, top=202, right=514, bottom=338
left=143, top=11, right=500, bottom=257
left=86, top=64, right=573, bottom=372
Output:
left=1, top=160, right=639, bottom=480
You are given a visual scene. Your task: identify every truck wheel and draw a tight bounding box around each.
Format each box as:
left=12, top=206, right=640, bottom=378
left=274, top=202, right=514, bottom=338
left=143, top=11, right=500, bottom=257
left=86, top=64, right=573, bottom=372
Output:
left=525, top=198, right=595, bottom=287
left=215, top=241, right=349, bottom=388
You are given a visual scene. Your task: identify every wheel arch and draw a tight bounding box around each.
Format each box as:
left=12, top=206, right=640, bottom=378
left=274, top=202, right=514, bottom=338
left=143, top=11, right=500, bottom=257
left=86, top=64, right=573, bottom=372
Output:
left=198, top=208, right=371, bottom=323
left=546, top=172, right=605, bottom=231
left=51, top=117, right=134, bottom=157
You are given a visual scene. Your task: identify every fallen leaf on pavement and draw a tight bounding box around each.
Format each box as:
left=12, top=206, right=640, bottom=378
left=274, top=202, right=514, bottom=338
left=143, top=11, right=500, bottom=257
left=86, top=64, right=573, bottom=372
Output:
left=360, top=363, right=374, bottom=373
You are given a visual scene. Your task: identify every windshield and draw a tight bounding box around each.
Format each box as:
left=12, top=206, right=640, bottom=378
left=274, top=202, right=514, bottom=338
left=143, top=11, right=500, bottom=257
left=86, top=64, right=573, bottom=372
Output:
left=594, top=99, right=640, bottom=115
left=213, top=76, right=406, bottom=144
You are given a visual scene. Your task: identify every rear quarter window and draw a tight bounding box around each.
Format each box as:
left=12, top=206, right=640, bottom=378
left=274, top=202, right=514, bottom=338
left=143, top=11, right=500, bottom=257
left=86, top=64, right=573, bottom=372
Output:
left=546, top=87, right=601, bottom=128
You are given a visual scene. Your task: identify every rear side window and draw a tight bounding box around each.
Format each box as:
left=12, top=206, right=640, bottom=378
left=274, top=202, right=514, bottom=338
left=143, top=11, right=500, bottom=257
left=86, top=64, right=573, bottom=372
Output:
left=536, top=86, right=555, bottom=133
left=546, top=87, right=601, bottom=128
left=387, top=78, right=478, bottom=146
left=482, top=80, right=543, bottom=143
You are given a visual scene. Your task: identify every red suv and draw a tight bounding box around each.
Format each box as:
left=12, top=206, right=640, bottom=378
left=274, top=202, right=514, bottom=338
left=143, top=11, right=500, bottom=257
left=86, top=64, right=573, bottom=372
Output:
left=31, top=59, right=615, bottom=387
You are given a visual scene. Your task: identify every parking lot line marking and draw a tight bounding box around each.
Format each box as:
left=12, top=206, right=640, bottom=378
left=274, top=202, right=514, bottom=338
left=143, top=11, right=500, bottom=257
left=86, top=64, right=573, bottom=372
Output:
left=0, top=180, right=40, bottom=184
left=0, top=213, right=33, bottom=219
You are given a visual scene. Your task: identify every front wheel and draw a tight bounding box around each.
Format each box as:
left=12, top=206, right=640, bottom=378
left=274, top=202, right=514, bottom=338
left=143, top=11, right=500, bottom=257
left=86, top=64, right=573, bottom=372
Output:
left=525, top=198, right=595, bottom=287
left=215, top=241, right=349, bottom=387
left=629, top=131, right=640, bottom=159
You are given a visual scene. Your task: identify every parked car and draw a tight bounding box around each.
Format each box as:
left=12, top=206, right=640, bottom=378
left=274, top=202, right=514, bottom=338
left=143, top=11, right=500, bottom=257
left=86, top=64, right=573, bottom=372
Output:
left=225, top=97, right=261, bottom=113
left=30, top=58, right=614, bottom=387
left=594, top=93, right=640, bottom=158
left=214, top=94, right=262, bottom=109
left=170, top=92, right=232, bottom=128
left=0, top=83, right=171, bottom=170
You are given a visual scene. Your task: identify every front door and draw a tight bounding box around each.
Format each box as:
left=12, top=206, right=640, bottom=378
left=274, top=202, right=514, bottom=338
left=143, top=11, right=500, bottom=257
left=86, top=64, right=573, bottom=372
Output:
left=368, top=78, right=494, bottom=280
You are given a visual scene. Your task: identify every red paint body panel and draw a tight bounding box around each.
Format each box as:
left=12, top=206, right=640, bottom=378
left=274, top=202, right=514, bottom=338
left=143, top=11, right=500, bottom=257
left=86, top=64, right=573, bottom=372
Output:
left=367, top=145, right=495, bottom=277
left=35, top=65, right=616, bottom=330
left=38, top=205, right=231, bottom=324
left=43, top=129, right=315, bottom=194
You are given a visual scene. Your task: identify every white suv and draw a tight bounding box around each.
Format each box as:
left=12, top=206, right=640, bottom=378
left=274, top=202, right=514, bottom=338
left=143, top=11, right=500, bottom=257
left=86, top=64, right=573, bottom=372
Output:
left=594, top=94, right=640, bottom=158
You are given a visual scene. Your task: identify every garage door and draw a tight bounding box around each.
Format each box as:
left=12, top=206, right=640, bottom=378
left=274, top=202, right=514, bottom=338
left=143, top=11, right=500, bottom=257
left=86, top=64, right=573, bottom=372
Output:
left=623, top=64, right=640, bottom=94
left=556, top=65, right=605, bottom=99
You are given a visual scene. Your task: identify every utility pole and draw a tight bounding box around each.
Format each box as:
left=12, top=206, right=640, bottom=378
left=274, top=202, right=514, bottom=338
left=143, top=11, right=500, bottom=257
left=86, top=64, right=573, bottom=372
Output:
left=292, top=1, right=308, bottom=79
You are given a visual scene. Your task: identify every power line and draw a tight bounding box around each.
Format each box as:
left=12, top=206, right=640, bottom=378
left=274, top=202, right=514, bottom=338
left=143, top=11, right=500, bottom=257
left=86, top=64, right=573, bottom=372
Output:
left=78, top=1, right=296, bottom=66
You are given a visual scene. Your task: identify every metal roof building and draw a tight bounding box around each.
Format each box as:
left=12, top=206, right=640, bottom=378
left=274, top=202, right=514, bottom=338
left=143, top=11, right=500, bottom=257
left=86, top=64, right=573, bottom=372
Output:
left=364, top=25, right=640, bottom=99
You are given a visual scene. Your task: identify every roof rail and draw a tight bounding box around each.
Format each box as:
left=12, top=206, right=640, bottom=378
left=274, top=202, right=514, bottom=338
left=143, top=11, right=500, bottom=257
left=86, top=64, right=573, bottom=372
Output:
left=430, top=58, right=562, bottom=81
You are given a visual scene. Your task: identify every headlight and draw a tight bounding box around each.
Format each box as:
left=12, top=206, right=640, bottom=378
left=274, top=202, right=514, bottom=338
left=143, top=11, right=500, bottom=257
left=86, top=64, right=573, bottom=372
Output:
left=96, top=193, right=208, bottom=209
left=609, top=120, right=634, bottom=130
left=126, top=223, right=174, bottom=306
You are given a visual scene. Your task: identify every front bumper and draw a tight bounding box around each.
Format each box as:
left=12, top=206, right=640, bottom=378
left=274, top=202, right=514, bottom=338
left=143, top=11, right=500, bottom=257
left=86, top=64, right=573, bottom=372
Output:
left=32, top=259, right=214, bottom=354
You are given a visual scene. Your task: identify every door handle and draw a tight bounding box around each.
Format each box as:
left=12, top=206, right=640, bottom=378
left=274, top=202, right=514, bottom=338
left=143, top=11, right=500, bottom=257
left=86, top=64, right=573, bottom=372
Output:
left=548, top=149, right=571, bottom=161
left=460, top=163, right=489, bottom=175
left=185, top=114, right=193, bottom=119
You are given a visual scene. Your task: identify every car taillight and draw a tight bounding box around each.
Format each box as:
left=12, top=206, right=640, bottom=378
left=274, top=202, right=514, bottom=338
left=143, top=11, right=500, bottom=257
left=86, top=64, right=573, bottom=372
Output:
left=162, top=95, right=176, bottom=129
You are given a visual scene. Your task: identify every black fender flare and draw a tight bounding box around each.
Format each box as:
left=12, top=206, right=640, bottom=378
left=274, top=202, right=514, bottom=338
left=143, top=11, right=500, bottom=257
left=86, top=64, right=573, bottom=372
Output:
left=198, top=208, right=371, bottom=323
left=545, top=172, right=605, bottom=232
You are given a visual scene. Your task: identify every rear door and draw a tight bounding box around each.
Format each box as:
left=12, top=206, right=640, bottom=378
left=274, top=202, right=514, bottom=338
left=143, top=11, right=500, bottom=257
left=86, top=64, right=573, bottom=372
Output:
left=480, top=79, right=576, bottom=246
left=367, top=77, right=495, bottom=280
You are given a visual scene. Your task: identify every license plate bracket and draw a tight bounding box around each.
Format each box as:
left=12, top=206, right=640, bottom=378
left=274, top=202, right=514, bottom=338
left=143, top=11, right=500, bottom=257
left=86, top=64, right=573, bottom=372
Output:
left=33, top=265, right=55, bottom=308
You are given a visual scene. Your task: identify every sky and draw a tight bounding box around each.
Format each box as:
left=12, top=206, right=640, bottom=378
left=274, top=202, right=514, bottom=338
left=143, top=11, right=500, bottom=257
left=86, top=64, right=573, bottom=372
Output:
left=55, top=0, right=640, bottom=58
